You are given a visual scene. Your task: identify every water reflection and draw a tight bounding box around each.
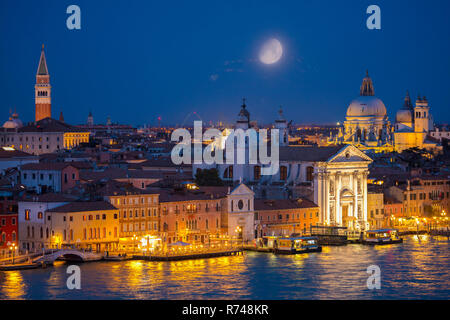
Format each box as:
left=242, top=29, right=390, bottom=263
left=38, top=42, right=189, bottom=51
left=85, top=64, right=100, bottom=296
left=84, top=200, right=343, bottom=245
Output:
left=0, top=236, right=448, bottom=300
left=0, top=271, right=27, bottom=299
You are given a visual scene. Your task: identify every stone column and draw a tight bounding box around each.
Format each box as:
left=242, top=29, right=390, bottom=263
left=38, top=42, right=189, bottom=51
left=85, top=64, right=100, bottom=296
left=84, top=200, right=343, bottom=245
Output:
left=324, top=172, right=330, bottom=225
left=353, top=171, right=358, bottom=218
left=363, top=170, right=369, bottom=228
left=318, top=172, right=324, bottom=224
left=335, top=171, right=341, bottom=226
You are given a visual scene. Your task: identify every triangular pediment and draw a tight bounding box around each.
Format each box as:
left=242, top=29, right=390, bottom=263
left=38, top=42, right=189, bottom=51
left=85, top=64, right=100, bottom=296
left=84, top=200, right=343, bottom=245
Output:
left=230, top=183, right=254, bottom=196
left=327, top=145, right=373, bottom=163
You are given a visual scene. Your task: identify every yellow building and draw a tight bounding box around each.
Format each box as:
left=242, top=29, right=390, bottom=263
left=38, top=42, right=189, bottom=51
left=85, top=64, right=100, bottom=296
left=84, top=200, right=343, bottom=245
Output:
left=101, top=181, right=160, bottom=252
left=394, top=93, right=441, bottom=153
left=46, top=201, right=120, bottom=252
left=63, top=132, right=90, bottom=149
left=367, top=191, right=386, bottom=229
left=1, top=118, right=90, bottom=155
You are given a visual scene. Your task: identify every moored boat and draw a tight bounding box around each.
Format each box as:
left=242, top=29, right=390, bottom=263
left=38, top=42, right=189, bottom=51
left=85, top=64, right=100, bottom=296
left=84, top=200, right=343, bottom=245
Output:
left=274, top=236, right=322, bottom=254
left=0, top=262, right=42, bottom=271
left=362, top=229, right=403, bottom=245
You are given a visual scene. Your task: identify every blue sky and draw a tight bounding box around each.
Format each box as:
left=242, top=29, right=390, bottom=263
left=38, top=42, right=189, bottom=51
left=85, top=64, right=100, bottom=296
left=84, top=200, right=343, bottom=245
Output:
left=1, top=0, right=449, bottom=126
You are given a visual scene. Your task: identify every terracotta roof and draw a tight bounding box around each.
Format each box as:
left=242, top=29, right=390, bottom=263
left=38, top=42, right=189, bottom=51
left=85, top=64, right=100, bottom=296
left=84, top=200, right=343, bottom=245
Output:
left=254, top=198, right=318, bottom=211
left=0, top=148, right=36, bottom=159
left=140, top=157, right=190, bottom=168
left=80, top=168, right=127, bottom=181
left=19, top=118, right=89, bottom=133
left=97, top=180, right=159, bottom=196
left=157, top=188, right=225, bottom=202
left=20, top=193, right=79, bottom=202
left=279, top=145, right=344, bottom=162
left=20, top=162, right=76, bottom=171
left=47, top=201, right=117, bottom=213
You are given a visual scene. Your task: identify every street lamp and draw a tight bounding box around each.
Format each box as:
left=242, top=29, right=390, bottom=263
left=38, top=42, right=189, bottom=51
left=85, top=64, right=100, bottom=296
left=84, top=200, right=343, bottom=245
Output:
left=132, top=234, right=138, bottom=254
left=9, top=243, right=17, bottom=265
left=235, top=226, right=243, bottom=247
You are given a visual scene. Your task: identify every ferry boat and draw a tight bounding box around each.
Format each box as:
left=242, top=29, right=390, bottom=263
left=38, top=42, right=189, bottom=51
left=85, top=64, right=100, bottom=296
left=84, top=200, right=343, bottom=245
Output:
left=362, top=229, right=403, bottom=245
left=310, top=225, right=348, bottom=245
left=274, top=237, right=322, bottom=254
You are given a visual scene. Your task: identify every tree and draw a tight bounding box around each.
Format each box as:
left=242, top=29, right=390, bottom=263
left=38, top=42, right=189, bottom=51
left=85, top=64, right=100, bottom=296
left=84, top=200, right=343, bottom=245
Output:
left=194, top=168, right=224, bottom=186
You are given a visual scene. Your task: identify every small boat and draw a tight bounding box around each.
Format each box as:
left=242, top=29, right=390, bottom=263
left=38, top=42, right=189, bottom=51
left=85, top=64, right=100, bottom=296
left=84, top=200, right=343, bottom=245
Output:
left=310, top=225, right=348, bottom=245
left=347, top=230, right=363, bottom=243
left=0, top=262, right=42, bottom=271
left=274, top=236, right=322, bottom=254
left=362, top=229, right=403, bottom=245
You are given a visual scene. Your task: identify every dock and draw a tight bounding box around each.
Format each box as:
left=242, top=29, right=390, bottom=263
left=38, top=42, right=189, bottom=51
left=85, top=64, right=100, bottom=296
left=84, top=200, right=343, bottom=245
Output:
left=242, top=246, right=273, bottom=253
left=133, top=249, right=243, bottom=261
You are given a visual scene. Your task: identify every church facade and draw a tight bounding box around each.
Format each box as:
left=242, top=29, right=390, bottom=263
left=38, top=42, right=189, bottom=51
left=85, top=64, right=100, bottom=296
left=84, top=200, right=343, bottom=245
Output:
left=393, top=92, right=440, bottom=152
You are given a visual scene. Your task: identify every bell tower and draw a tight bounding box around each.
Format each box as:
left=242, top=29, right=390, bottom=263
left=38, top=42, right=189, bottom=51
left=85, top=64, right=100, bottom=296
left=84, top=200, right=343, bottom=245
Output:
left=274, top=106, right=289, bottom=146
left=35, top=44, right=52, bottom=122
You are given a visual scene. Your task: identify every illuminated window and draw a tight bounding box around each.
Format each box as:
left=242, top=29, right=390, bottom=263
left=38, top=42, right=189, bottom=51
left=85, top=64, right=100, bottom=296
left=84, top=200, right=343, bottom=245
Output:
left=306, top=166, right=314, bottom=182
left=224, top=166, right=233, bottom=179
left=254, top=166, right=261, bottom=180
left=280, top=166, right=287, bottom=180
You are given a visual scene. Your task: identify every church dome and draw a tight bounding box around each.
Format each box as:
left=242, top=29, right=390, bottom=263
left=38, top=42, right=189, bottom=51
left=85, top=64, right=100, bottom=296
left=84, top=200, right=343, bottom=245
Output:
left=346, top=96, right=387, bottom=118
left=3, top=119, right=17, bottom=129
left=237, top=99, right=250, bottom=123
left=395, top=91, right=414, bottom=124
left=395, top=108, right=413, bottom=123
left=3, top=111, right=23, bottom=129
left=3, top=118, right=22, bottom=129
left=346, top=71, right=386, bottom=118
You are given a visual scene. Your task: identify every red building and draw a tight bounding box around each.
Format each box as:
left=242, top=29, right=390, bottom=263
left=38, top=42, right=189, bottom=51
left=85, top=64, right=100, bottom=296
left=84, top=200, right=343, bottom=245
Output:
left=0, top=200, right=18, bottom=258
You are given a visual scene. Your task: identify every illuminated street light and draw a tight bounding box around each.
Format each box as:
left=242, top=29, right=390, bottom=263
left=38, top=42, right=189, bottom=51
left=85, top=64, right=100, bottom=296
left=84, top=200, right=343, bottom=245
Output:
left=9, top=243, right=17, bottom=265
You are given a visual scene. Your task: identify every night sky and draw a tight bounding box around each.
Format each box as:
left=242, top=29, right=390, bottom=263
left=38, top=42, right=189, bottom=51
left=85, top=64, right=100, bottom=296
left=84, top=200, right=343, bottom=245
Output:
left=1, top=0, right=449, bottom=127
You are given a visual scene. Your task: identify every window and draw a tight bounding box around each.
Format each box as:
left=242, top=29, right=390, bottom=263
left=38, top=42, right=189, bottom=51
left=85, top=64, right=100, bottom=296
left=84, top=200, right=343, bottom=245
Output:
left=280, top=166, right=287, bottom=180
left=306, top=166, right=314, bottom=182
left=254, top=166, right=261, bottom=180
left=224, top=166, right=233, bottom=179
left=238, top=200, right=244, bottom=210
left=25, top=210, right=30, bottom=221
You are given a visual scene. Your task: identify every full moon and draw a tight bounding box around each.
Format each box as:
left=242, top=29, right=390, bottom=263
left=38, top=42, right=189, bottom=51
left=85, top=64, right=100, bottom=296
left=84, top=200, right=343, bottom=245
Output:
left=259, top=38, right=283, bottom=64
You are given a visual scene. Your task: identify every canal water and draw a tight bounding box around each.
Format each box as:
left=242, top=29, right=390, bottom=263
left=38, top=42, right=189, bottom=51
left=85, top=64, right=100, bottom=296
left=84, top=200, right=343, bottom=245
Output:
left=0, top=235, right=449, bottom=300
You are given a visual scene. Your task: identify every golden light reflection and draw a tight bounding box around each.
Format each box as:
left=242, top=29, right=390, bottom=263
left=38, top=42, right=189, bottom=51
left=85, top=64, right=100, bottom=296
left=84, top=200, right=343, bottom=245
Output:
left=0, top=271, right=26, bottom=300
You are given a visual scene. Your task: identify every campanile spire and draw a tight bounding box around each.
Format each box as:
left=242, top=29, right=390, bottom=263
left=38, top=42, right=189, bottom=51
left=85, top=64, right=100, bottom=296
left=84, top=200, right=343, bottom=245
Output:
left=35, top=44, right=52, bottom=121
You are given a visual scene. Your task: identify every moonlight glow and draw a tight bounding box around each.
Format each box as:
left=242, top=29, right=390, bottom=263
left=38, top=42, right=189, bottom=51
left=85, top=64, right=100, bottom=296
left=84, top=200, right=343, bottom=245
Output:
left=259, top=38, right=283, bottom=64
